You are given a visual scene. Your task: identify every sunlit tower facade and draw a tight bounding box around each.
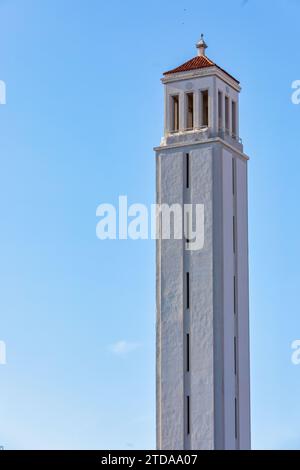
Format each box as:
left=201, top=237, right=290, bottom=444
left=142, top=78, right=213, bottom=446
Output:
left=155, top=36, right=251, bottom=450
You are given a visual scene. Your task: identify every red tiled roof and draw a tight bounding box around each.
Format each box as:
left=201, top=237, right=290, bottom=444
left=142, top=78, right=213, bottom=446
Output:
left=163, top=55, right=239, bottom=84
left=164, top=55, right=214, bottom=74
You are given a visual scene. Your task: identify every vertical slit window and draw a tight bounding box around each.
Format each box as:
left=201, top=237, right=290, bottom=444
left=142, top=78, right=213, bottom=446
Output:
left=186, top=334, right=190, bottom=372
left=186, top=272, right=190, bottom=310
left=187, top=396, right=190, bottom=435
left=232, top=101, right=237, bottom=138
left=225, top=96, right=229, bottom=134
left=171, top=95, right=179, bottom=132
left=235, top=398, right=238, bottom=440
left=234, top=276, right=236, bottom=314
left=201, top=90, right=209, bottom=127
left=218, top=91, right=223, bottom=130
left=234, top=336, right=237, bottom=375
left=233, top=215, right=236, bottom=253
left=186, top=93, right=194, bottom=129
left=186, top=153, right=190, bottom=189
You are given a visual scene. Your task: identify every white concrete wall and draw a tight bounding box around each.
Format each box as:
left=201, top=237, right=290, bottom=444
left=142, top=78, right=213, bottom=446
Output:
left=156, top=151, right=185, bottom=450
left=235, top=158, right=251, bottom=449
left=221, top=148, right=237, bottom=449
left=189, top=146, right=214, bottom=450
left=213, top=148, right=251, bottom=450
left=156, top=142, right=250, bottom=450
left=156, top=59, right=250, bottom=449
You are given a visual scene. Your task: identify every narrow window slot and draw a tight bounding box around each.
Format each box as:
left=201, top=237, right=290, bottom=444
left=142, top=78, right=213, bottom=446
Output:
left=235, top=398, right=238, bottom=440
left=234, top=336, right=237, bottom=376
left=186, top=93, right=194, bottom=129
left=186, top=334, right=190, bottom=372
left=233, top=215, right=236, bottom=253
left=186, top=272, right=190, bottom=310
left=187, top=396, right=190, bottom=435
left=201, top=90, right=209, bottom=127
left=234, top=276, right=236, bottom=315
left=171, top=95, right=179, bottom=132
left=186, top=153, right=190, bottom=189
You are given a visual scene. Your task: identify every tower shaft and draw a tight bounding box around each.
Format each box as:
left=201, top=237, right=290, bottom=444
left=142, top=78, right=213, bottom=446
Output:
left=155, top=38, right=251, bottom=450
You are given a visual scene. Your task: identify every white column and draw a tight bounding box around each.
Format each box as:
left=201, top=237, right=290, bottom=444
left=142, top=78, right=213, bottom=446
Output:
left=179, top=92, right=185, bottom=131
left=194, top=91, right=200, bottom=129
left=235, top=158, right=251, bottom=450
left=199, top=90, right=203, bottom=127
left=208, top=87, right=213, bottom=130
left=235, top=99, right=240, bottom=140
left=221, top=93, right=225, bottom=133
left=228, top=98, right=232, bottom=137
left=212, top=78, right=218, bottom=134
left=164, top=87, right=168, bottom=135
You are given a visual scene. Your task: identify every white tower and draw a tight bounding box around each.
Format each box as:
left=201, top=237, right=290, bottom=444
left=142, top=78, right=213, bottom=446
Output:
left=155, top=36, right=251, bottom=450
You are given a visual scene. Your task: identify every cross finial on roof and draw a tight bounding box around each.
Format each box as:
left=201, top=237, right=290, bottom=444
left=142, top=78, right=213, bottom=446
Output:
left=196, top=34, right=208, bottom=57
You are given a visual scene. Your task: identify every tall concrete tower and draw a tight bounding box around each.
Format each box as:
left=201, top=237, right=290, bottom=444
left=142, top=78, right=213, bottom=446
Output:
left=155, top=36, right=251, bottom=450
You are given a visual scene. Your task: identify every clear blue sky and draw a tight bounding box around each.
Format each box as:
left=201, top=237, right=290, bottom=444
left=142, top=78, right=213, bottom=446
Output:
left=0, top=0, right=299, bottom=450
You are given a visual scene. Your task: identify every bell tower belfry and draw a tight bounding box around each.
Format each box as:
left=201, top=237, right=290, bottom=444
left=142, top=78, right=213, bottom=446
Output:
left=155, top=36, right=251, bottom=450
